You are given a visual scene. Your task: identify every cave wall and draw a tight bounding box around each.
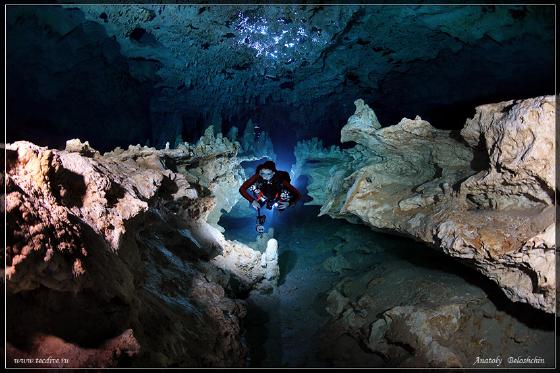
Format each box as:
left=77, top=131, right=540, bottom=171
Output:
left=7, top=4, right=555, bottom=152
left=6, top=6, right=157, bottom=151
left=5, top=137, right=280, bottom=367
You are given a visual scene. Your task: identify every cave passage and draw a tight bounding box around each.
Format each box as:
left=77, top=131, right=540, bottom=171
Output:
left=219, top=200, right=555, bottom=368
left=5, top=3, right=555, bottom=369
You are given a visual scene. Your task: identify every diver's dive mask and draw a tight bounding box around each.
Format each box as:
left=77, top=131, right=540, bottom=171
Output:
left=259, top=169, right=275, bottom=181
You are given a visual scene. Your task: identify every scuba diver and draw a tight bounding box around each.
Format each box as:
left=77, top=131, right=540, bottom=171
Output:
left=239, top=160, right=301, bottom=234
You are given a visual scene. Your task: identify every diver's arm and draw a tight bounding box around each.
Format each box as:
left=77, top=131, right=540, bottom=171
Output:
left=282, top=180, right=301, bottom=205
left=239, top=174, right=259, bottom=203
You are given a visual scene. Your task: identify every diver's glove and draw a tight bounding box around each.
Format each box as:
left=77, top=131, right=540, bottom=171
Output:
left=251, top=200, right=260, bottom=209
left=276, top=201, right=290, bottom=210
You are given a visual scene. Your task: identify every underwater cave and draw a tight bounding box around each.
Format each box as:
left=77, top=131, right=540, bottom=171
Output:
left=4, top=3, right=556, bottom=369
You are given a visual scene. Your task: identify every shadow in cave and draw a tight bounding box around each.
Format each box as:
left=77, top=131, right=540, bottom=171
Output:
left=218, top=214, right=256, bottom=244
left=6, top=6, right=155, bottom=152
left=51, top=168, right=87, bottom=208
left=422, top=101, right=478, bottom=131
left=467, top=134, right=491, bottom=172
left=311, top=290, right=331, bottom=318
left=6, top=214, right=138, bottom=355
left=6, top=287, right=132, bottom=352
left=277, top=250, right=298, bottom=286
left=448, top=129, right=491, bottom=173
left=243, top=299, right=269, bottom=366
left=293, top=174, right=313, bottom=204
left=243, top=297, right=285, bottom=367
left=387, top=237, right=554, bottom=330
left=446, top=129, right=490, bottom=193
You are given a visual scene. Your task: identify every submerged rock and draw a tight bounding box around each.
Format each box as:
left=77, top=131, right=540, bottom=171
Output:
left=341, top=98, right=382, bottom=143
left=366, top=303, right=464, bottom=367
left=318, top=255, right=554, bottom=368
left=260, top=238, right=280, bottom=286
left=5, top=139, right=278, bottom=367
left=295, top=96, right=555, bottom=314
left=322, top=255, right=353, bottom=274
left=65, top=138, right=100, bottom=158
left=238, top=119, right=277, bottom=161
left=459, top=97, right=555, bottom=210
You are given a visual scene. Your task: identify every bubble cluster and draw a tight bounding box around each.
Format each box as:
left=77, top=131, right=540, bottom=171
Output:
left=234, top=11, right=328, bottom=64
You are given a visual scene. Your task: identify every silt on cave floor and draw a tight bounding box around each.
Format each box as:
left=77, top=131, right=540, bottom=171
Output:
left=219, top=203, right=554, bottom=368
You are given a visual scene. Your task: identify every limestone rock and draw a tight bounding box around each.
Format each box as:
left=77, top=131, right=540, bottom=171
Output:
left=322, top=261, right=554, bottom=368
left=325, top=289, right=350, bottom=318
left=260, top=239, right=280, bottom=285
left=323, top=255, right=352, bottom=274
left=295, top=96, right=556, bottom=313
left=340, top=98, right=382, bottom=144
left=239, top=119, right=276, bottom=161
left=366, top=304, right=464, bottom=368
left=65, top=138, right=100, bottom=157
left=459, top=96, right=555, bottom=210
left=291, top=137, right=351, bottom=210
left=6, top=329, right=141, bottom=368
left=5, top=138, right=276, bottom=367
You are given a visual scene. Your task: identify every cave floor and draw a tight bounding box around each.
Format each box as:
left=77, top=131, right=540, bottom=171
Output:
left=219, top=204, right=555, bottom=368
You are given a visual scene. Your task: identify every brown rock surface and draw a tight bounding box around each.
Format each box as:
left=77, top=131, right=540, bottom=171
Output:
left=6, top=139, right=278, bottom=367
left=294, top=96, right=555, bottom=313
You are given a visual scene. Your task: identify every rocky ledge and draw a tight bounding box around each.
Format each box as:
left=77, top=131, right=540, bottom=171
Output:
left=294, top=96, right=555, bottom=314
left=5, top=134, right=279, bottom=367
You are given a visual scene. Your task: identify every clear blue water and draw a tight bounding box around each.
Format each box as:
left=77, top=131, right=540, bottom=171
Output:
left=219, top=204, right=555, bottom=368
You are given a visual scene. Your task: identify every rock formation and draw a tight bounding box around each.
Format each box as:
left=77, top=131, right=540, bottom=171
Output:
left=238, top=119, right=276, bottom=162
left=165, top=123, right=276, bottom=230
left=5, top=138, right=279, bottom=368
left=294, top=96, right=555, bottom=314
left=324, top=279, right=484, bottom=368
left=315, top=225, right=554, bottom=369
left=260, top=238, right=280, bottom=288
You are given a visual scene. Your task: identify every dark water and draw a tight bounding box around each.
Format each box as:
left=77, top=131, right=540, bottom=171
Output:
left=219, top=204, right=555, bottom=368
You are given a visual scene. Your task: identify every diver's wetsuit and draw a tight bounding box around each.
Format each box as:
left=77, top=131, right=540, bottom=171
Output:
left=239, top=171, right=301, bottom=208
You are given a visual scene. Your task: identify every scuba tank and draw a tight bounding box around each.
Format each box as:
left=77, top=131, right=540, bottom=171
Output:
left=249, top=184, right=267, bottom=206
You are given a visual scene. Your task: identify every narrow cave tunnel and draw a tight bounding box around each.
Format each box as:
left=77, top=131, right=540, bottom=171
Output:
left=5, top=3, right=556, bottom=369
